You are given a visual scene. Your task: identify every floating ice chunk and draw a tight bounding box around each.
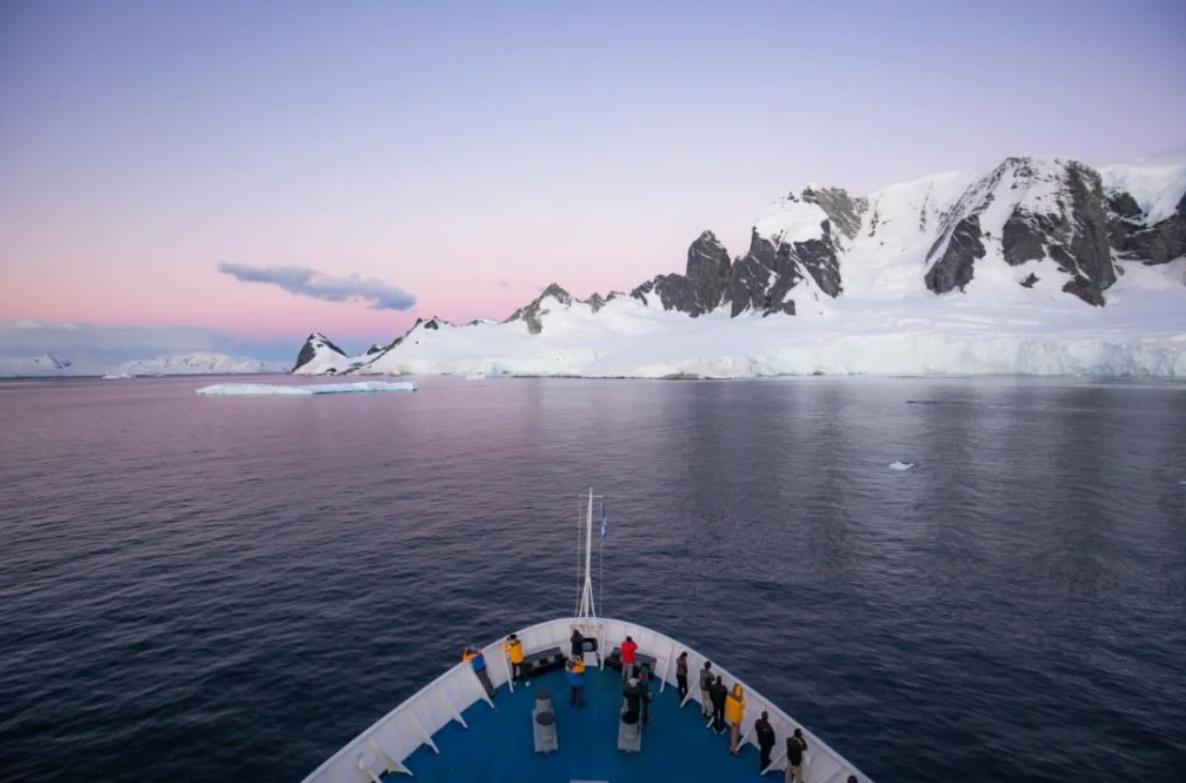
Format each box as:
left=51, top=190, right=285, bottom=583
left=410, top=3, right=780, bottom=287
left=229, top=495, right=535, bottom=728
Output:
left=464, top=373, right=486, bottom=380
left=196, top=381, right=417, bottom=396
left=888, top=461, right=915, bottom=471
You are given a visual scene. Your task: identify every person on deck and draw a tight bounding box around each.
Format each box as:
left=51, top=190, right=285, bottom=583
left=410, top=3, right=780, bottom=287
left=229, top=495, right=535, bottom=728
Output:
left=503, top=633, right=525, bottom=683
left=755, top=710, right=776, bottom=771
left=699, top=661, right=714, bottom=717
left=638, top=663, right=654, bottom=723
left=570, top=627, right=584, bottom=658
left=623, top=676, right=643, bottom=721
left=462, top=646, right=496, bottom=701
left=726, top=683, right=746, bottom=755
left=675, top=651, right=689, bottom=701
left=566, top=654, right=586, bottom=707
left=620, top=635, right=638, bottom=681
left=709, top=675, right=728, bottom=734
left=786, top=728, right=808, bottom=783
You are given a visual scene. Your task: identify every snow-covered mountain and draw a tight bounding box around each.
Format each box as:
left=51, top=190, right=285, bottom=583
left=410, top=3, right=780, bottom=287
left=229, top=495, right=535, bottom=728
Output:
left=0, top=353, right=74, bottom=377
left=111, top=352, right=285, bottom=377
left=293, top=154, right=1186, bottom=379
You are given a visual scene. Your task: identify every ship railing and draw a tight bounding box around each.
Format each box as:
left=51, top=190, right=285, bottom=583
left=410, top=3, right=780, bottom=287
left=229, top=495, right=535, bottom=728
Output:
left=298, top=616, right=872, bottom=783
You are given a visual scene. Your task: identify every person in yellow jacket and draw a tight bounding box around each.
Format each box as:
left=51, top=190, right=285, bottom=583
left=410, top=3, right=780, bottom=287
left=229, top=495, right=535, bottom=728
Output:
left=725, top=683, right=746, bottom=755
left=503, top=633, right=525, bottom=682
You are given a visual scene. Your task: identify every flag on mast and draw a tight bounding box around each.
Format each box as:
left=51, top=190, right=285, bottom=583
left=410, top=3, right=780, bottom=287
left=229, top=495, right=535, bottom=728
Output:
left=599, top=503, right=608, bottom=540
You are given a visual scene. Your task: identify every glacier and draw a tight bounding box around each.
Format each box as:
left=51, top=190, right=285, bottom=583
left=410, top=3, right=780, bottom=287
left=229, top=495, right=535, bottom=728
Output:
left=196, top=381, right=417, bottom=396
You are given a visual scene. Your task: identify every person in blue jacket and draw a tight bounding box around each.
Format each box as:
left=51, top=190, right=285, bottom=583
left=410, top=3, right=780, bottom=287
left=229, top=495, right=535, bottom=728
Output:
left=463, top=646, right=496, bottom=700
left=566, top=654, right=586, bottom=707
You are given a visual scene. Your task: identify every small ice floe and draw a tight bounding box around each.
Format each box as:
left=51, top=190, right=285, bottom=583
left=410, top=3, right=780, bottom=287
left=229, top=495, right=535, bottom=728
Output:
left=196, top=381, right=417, bottom=396
left=888, top=461, right=915, bottom=471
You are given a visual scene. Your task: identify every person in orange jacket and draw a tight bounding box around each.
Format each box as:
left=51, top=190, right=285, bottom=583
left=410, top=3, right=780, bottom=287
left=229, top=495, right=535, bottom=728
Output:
left=503, top=633, right=525, bottom=682
left=725, top=683, right=746, bottom=755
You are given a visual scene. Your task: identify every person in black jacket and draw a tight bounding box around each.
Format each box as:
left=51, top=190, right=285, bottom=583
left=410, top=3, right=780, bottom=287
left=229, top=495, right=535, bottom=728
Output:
left=709, top=675, right=728, bottom=734
left=754, top=710, right=776, bottom=771
left=623, top=677, right=643, bottom=721
left=570, top=627, right=584, bottom=657
left=786, top=728, right=808, bottom=783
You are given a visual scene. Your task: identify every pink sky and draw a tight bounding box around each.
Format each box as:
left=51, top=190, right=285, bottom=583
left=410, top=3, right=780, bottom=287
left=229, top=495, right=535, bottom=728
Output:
left=2, top=0, right=1184, bottom=355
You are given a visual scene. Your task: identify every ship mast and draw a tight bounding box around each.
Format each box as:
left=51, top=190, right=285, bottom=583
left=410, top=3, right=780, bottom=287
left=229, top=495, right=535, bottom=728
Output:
left=577, top=488, right=597, bottom=619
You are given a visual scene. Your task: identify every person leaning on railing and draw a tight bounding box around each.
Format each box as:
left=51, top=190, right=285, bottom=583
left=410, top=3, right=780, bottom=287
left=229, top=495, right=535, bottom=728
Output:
left=462, top=646, right=496, bottom=702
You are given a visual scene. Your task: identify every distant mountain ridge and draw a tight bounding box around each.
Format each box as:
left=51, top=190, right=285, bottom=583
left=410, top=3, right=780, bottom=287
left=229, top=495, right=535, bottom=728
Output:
left=293, top=153, right=1186, bottom=379
left=0, top=351, right=285, bottom=378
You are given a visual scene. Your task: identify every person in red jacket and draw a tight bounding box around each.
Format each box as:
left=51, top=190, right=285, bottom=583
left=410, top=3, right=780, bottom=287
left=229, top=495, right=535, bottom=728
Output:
left=620, top=635, right=638, bottom=681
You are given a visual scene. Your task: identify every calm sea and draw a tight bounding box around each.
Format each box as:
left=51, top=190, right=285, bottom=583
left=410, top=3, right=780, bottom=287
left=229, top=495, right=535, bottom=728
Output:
left=1, top=375, right=1184, bottom=783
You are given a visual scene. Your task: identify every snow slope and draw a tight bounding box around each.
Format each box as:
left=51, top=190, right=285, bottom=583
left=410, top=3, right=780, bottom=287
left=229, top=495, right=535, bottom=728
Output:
left=1099, top=157, right=1186, bottom=225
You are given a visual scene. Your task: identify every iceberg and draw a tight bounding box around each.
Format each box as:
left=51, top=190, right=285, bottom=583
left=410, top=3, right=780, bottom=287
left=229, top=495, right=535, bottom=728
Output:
left=196, top=381, right=417, bottom=396
left=888, top=461, right=915, bottom=471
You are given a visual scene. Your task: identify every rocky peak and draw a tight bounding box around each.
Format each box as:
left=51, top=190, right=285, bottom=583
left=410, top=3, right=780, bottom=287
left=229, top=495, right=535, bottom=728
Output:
left=628, top=230, right=733, bottom=317
left=924, top=157, right=1118, bottom=305
left=506, top=284, right=575, bottom=334
left=292, top=332, right=347, bottom=373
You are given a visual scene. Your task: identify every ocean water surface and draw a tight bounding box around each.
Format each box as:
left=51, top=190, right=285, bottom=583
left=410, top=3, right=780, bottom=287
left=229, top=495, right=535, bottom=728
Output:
left=1, top=375, right=1184, bottom=783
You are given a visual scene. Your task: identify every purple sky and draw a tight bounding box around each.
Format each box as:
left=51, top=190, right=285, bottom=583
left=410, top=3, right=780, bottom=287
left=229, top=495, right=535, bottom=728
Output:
left=1, top=0, right=1184, bottom=358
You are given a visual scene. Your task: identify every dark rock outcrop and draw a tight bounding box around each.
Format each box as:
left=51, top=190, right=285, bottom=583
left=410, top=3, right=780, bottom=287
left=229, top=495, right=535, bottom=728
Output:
left=1109, top=190, right=1186, bottom=266
left=630, top=231, right=732, bottom=316
left=925, top=215, right=985, bottom=293
left=801, top=186, right=868, bottom=240
left=997, top=161, right=1115, bottom=305
left=726, top=234, right=797, bottom=317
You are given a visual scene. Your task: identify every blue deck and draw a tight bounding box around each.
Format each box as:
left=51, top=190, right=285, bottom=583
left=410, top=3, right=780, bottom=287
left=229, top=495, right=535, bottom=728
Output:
left=393, top=666, right=770, bottom=782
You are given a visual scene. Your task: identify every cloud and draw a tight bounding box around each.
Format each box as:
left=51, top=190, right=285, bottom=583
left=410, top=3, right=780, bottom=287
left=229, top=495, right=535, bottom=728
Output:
left=218, top=263, right=416, bottom=311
